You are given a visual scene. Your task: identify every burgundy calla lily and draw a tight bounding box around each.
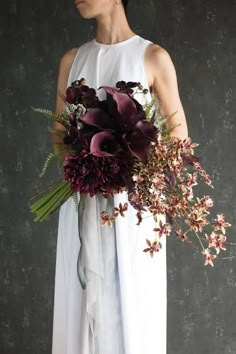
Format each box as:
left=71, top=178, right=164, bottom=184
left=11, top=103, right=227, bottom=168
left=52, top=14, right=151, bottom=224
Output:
left=90, top=131, right=121, bottom=157
left=79, top=107, right=114, bottom=130
left=123, top=129, right=151, bottom=160
left=100, top=86, right=145, bottom=126
left=135, top=120, right=158, bottom=141
left=65, top=80, right=157, bottom=162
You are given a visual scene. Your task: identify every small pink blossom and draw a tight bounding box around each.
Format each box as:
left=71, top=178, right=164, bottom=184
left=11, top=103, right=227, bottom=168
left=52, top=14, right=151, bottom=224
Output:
left=205, top=232, right=227, bottom=254
left=200, top=171, right=213, bottom=187
left=175, top=230, right=192, bottom=243
left=143, top=239, right=161, bottom=257
left=193, top=161, right=204, bottom=173
left=202, top=248, right=217, bottom=267
left=181, top=185, right=194, bottom=201
left=214, top=213, right=231, bottom=234
left=148, top=202, right=166, bottom=216
left=200, top=195, right=214, bottom=209
left=187, top=172, right=198, bottom=188
left=185, top=211, right=208, bottom=232
left=100, top=211, right=116, bottom=227
left=114, top=202, right=128, bottom=217
left=153, top=220, right=172, bottom=237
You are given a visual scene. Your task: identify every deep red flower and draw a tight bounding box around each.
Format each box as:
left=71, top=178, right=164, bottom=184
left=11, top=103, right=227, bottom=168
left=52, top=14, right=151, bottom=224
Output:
left=63, top=150, right=133, bottom=197
left=66, top=79, right=99, bottom=108
left=90, top=131, right=121, bottom=157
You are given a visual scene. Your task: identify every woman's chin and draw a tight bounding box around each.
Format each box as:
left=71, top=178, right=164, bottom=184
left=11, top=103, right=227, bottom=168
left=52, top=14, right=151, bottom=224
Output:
left=75, top=4, right=94, bottom=19
left=76, top=9, right=94, bottom=19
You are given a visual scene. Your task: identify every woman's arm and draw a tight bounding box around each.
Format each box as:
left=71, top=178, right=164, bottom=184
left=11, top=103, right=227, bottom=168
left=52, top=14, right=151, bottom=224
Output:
left=148, top=45, right=188, bottom=140
left=52, top=48, right=79, bottom=155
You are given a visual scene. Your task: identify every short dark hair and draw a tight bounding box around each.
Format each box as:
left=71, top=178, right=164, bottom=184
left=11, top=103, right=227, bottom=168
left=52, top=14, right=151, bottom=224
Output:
left=122, top=0, right=129, bottom=15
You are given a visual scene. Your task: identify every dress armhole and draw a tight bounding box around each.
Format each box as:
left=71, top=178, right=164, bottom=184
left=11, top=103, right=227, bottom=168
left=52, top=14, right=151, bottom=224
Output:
left=143, top=41, right=153, bottom=93
left=142, top=41, right=154, bottom=99
left=67, top=48, right=80, bottom=88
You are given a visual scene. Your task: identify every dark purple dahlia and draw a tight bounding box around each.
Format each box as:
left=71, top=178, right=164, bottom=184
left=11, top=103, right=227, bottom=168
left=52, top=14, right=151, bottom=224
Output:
left=63, top=150, right=134, bottom=197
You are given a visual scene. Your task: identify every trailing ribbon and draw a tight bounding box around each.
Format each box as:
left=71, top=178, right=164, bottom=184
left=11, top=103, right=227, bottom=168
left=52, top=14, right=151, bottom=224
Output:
left=76, top=193, right=114, bottom=352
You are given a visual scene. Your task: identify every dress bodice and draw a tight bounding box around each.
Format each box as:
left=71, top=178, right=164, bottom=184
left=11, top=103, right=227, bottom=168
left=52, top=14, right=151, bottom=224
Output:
left=67, top=34, right=153, bottom=104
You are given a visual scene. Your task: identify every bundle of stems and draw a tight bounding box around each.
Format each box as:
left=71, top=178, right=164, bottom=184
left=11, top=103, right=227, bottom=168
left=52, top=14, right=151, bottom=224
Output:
left=29, top=179, right=73, bottom=222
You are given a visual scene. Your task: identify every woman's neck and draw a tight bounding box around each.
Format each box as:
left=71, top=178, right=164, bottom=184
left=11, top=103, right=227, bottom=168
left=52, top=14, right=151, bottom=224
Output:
left=95, top=9, right=135, bottom=45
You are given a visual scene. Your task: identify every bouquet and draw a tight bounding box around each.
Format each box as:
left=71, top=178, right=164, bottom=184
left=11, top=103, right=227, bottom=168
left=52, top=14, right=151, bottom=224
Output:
left=29, top=78, right=232, bottom=267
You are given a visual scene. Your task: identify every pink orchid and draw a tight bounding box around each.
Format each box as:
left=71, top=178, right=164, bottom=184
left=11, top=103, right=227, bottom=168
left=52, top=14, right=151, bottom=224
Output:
left=143, top=239, right=162, bottom=258
left=214, top=213, right=231, bottom=234
left=202, top=248, right=217, bottom=267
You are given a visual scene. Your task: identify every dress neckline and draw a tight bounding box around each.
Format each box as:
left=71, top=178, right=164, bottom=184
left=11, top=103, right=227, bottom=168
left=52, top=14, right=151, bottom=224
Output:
left=92, top=34, right=140, bottom=48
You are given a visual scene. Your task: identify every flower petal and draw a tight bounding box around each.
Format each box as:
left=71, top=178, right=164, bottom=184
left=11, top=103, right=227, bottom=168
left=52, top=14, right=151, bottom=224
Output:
left=79, top=107, right=114, bottom=130
left=90, top=131, right=121, bottom=157
left=99, top=86, right=139, bottom=126
left=123, top=129, right=151, bottom=160
left=135, top=120, right=158, bottom=140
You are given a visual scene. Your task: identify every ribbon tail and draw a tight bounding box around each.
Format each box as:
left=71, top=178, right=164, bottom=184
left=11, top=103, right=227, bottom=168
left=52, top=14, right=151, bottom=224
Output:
left=76, top=193, right=107, bottom=349
left=77, top=236, right=87, bottom=289
left=73, top=193, right=87, bottom=289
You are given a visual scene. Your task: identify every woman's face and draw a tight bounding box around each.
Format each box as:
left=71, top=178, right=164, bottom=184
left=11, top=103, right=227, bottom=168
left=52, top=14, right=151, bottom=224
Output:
left=75, top=0, right=116, bottom=19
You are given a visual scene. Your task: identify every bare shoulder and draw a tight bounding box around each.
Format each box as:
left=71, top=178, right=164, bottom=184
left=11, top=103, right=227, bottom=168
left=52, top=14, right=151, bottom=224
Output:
left=59, top=47, right=79, bottom=70
left=145, top=43, right=188, bottom=139
left=146, top=43, right=176, bottom=87
left=147, top=43, right=174, bottom=67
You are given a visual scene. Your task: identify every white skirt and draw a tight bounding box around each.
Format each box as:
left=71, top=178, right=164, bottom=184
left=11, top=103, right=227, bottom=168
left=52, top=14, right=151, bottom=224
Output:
left=51, top=192, right=167, bottom=354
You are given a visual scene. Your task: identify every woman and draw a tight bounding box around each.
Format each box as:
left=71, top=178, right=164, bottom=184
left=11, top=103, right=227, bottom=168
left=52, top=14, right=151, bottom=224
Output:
left=52, top=1, right=188, bottom=354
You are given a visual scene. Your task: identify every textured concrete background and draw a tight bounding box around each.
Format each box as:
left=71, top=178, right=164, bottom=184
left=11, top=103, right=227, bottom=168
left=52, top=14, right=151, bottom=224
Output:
left=0, top=0, right=236, bottom=353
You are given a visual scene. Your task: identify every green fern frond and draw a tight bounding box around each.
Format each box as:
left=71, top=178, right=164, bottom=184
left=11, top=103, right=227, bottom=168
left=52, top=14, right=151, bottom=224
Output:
left=144, top=96, right=156, bottom=121
left=57, top=111, right=70, bottom=127
left=72, top=192, right=80, bottom=212
left=32, top=107, right=56, bottom=119
left=31, top=107, right=70, bottom=128
left=164, top=122, right=181, bottom=136
left=39, top=153, right=56, bottom=177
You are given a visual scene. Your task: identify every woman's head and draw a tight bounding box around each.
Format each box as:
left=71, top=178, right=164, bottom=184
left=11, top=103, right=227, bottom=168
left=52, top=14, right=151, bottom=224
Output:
left=75, top=0, right=129, bottom=19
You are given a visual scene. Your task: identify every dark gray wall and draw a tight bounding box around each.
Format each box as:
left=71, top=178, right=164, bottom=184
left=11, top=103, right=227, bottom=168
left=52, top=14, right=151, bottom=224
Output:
left=0, top=0, right=235, bottom=353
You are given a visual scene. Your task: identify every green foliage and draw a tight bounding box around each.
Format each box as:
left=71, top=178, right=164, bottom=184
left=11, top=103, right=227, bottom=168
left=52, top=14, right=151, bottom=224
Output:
left=39, top=153, right=56, bottom=177
left=31, top=107, right=70, bottom=129
left=72, top=192, right=79, bottom=212
left=29, top=180, right=73, bottom=222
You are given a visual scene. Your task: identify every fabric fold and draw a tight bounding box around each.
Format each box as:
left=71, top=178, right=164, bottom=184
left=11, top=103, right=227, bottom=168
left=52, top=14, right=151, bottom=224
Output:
left=77, top=193, right=115, bottom=352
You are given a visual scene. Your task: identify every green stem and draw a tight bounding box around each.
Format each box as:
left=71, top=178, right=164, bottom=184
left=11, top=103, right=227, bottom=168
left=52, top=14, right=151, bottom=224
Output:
left=34, top=184, right=73, bottom=221
left=29, top=178, right=66, bottom=201
left=35, top=182, right=71, bottom=216
left=30, top=181, right=69, bottom=211
left=194, top=230, right=205, bottom=252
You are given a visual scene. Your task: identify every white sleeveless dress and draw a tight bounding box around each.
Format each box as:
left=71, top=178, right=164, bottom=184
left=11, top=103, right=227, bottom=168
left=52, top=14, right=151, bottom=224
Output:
left=52, top=34, right=167, bottom=354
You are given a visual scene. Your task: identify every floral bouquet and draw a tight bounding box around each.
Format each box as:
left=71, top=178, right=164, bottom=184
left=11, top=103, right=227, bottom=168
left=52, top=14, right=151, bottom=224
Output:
left=29, top=78, right=232, bottom=266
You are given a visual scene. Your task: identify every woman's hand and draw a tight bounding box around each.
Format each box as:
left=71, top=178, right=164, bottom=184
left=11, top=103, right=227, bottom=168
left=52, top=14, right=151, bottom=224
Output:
left=148, top=44, right=188, bottom=140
